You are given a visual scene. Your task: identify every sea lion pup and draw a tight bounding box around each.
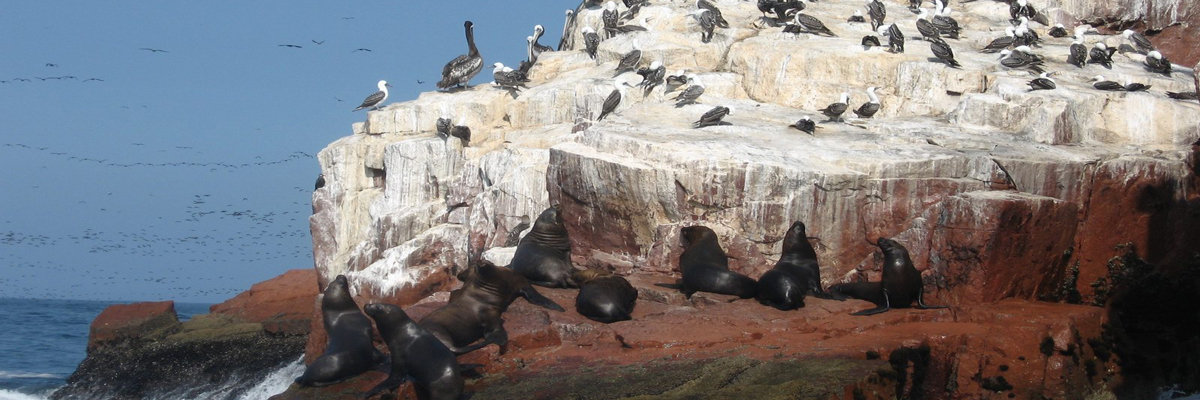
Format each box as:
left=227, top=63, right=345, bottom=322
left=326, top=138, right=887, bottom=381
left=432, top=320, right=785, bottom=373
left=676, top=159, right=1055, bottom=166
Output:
left=362, top=303, right=465, bottom=400
left=419, top=261, right=565, bottom=354
left=572, top=268, right=638, bottom=323
left=295, top=275, right=383, bottom=387
left=510, top=205, right=577, bottom=288
left=664, top=225, right=757, bottom=299
left=835, top=238, right=949, bottom=316
left=756, top=221, right=834, bottom=310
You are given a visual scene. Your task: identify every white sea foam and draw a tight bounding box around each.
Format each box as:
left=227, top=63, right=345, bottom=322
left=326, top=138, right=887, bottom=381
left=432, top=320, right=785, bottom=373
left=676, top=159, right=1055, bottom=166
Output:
left=235, top=355, right=305, bottom=400
left=0, top=388, right=51, bottom=400
left=0, top=372, right=60, bottom=380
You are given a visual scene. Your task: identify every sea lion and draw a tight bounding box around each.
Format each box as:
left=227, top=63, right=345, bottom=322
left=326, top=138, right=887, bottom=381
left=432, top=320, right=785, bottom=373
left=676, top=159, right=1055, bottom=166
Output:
left=419, top=261, right=565, bottom=354
left=572, top=268, right=638, bottom=323
left=839, top=238, right=949, bottom=315
left=363, top=303, right=464, bottom=400
left=756, top=221, right=833, bottom=310
left=510, top=205, right=577, bottom=288
left=670, top=225, right=757, bottom=299
left=295, top=275, right=383, bottom=387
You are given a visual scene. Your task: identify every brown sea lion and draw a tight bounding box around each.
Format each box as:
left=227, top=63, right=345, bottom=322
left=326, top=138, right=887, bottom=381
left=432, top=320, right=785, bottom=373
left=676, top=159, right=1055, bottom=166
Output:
left=363, top=303, right=465, bottom=400
left=419, top=261, right=564, bottom=354
left=668, top=225, right=757, bottom=299
left=839, top=238, right=949, bottom=315
left=572, top=268, right=638, bottom=323
left=756, top=221, right=834, bottom=310
left=295, top=275, right=383, bottom=387
left=510, top=205, right=577, bottom=288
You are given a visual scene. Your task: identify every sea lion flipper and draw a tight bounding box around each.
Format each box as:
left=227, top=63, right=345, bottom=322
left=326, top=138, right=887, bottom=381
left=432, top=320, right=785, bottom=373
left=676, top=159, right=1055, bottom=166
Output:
left=851, top=288, right=892, bottom=316
left=519, top=286, right=566, bottom=311
left=915, top=292, right=949, bottom=309
left=361, top=374, right=408, bottom=399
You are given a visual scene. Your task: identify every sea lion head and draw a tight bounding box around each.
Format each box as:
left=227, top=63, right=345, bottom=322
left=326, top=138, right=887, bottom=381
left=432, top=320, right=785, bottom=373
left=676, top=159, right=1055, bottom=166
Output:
left=876, top=238, right=909, bottom=258
left=322, top=275, right=356, bottom=310
left=571, top=268, right=612, bottom=284
left=783, top=221, right=807, bottom=245
left=680, top=225, right=716, bottom=246
left=535, top=204, right=564, bottom=228
left=363, top=303, right=410, bottom=323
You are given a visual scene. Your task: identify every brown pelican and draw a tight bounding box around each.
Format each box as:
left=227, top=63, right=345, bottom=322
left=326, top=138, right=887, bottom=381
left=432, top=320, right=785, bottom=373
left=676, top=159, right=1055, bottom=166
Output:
left=437, top=21, right=483, bottom=90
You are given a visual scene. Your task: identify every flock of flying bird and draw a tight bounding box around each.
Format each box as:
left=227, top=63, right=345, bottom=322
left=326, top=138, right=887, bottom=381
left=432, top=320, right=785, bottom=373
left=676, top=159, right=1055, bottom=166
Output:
left=350, top=0, right=1197, bottom=138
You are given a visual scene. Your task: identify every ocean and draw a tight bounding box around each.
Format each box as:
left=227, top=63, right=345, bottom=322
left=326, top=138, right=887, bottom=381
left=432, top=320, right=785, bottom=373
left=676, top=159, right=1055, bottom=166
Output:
left=0, top=298, right=300, bottom=400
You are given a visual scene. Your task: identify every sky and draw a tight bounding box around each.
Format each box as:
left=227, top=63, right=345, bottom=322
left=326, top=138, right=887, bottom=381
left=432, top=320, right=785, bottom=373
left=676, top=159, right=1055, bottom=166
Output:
left=0, top=0, right=571, bottom=303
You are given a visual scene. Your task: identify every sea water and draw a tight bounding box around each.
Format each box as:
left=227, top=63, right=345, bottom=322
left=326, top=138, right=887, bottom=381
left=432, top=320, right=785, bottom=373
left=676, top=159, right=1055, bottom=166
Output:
left=0, top=298, right=299, bottom=400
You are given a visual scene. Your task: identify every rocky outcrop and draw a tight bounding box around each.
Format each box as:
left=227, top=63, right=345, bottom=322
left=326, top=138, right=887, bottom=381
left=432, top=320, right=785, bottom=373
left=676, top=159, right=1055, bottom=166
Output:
left=1043, top=0, right=1200, bottom=66
left=296, top=0, right=1199, bottom=398
left=53, top=270, right=316, bottom=400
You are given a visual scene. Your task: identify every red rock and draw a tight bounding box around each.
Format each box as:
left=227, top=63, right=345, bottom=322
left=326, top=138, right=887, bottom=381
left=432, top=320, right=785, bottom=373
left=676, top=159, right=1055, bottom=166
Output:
left=210, top=269, right=318, bottom=335
left=88, top=301, right=180, bottom=351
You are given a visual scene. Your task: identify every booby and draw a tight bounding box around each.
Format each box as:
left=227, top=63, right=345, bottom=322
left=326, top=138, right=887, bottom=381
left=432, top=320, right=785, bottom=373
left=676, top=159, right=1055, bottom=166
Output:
left=353, top=80, right=391, bottom=111
left=1014, top=17, right=1039, bottom=47
left=930, top=39, right=961, bottom=68
left=1123, top=78, right=1151, bottom=92
left=1067, top=33, right=1087, bottom=68
left=867, top=0, right=886, bottom=31
left=848, top=10, right=866, bottom=23
left=879, top=23, right=905, bottom=53
left=531, top=25, right=553, bottom=61
left=1010, top=0, right=1036, bottom=23
left=862, top=35, right=882, bottom=50
left=1122, top=30, right=1155, bottom=54
left=1144, top=51, right=1172, bottom=76
left=908, top=0, right=921, bottom=13
left=598, top=85, right=623, bottom=120
left=696, top=0, right=730, bottom=28
left=818, top=92, right=850, bottom=122
left=1166, top=91, right=1199, bottom=101
left=793, top=12, right=837, bottom=36
left=931, top=2, right=960, bottom=39
left=765, top=0, right=805, bottom=24
left=694, top=9, right=717, bottom=43
left=692, top=106, right=731, bottom=128
left=636, top=61, right=666, bottom=92
left=673, top=80, right=705, bottom=107
left=614, top=46, right=642, bottom=77
left=999, top=48, right=1044, bottom=73
left=492, top=62, right=527, bottom=92
left=915, top=9, right=941, bottom=42
left=1090, top=75, right=1124, bottom=91
left=1027, top=72, right=1055, bottom=91
left=558, top=10, right=574, bottom=51
left=789, top=116, right=817, bottom=135
left=1088, top=42, right=1114, bottom=69
left=852, top=87, right=881, bottom=118
left=620, top=2, right=644, bottom=22
left=582, top=27, right=601, bottom=59
left=437, top=21, right=483, bottom=90
left=666, top=71, right=690, bottom=88
left=1048, top=24, right=1069, bottom=38
left=981, top=26, right=1017, bottom=53
left=602, top=2, right=619, bottom=38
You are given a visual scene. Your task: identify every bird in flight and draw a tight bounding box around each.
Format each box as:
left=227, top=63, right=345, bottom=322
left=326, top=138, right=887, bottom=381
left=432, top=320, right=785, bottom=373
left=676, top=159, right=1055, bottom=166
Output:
left=311, top=39, right=325, bottom=45
left=139, top=48, right=168, bottom=53
left=278, top=44, right=303, bottom=48
left=45, top=63, right=58, bottom=67
left=353, top=48, right=372, bottom=53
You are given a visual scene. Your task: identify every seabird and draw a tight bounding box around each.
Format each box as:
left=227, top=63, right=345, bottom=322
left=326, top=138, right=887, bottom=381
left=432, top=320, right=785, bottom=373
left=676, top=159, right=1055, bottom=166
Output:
left=791, top=11, right=837, bottom=36
left=1122, top=30, right=1155, bottom=54
left=614, top=45, right=642, bottom=77
left=1166, top=91, right=1199, bottom=101
left=437, top=21, right=483, bottom=90
left=694, top=9, right=718, bottom=43
left=315, top=174, right=326, bottom=190
left=1123, top=78, right=1151, bottom=92
left=789, top=116, right=817, bottom=135
left=1090, top=75, right=1124, bottom=91
left=608, top=22, right=649, bottom=35
left=449, top=122, right=472, bottom=145
left=1144, top=50, right=1173, bottom=76
left=930, top=39, right=961, bottom=68
left=867, top=0, right=886, bottom=31
left=879, top=24, right=905, bottom=53
left=666, top=72, right=690, bottom=88
left=1088, top=42, right=1114, bottom=69
left=597, top=85, right=623, bottom=120
left=696, top=0, right=730, bottom=28
left=1048, top=24, right=1069, bottom=38
left=981, top=26, right=1017, bottom=53
left=692, top=106, right=731, bottom=128
left=1067, top=35, right=1087, bottom=67
left=915, top=9, right=941, bottom=42
left=862, top=35, right=882, bottom=50
left=852, top=87, right=881, bottom=118
left=848, top=10, right=866, bottom=23
left=818, top=92, right=850, bottom=122
left=558, top=10, right=574, bottom=51
left=636, top=61, right=666, bottom=93
left=582, top=27, right=601, bottom=59
left=1010, top=0, right=1035, bottom=23
left=620, top=1, right=644, bottom=22
left=931, top=2, right=960, bottom=39
left=436, top=117, right=452, bottom=138
left=139, top=47, right=168, bottom=53
left=764, top=0, right=805, bottom=24
left=1027, top=72, right=1055, bottom=91
left=492, top=62, right=527, bottom=92
left=673, top=80, right=705, bottom=107
left=532, top=25, right=554, bottom=61
left=352, top=80, right=390, bottom=111
left=602, top=2, right=620, bottom=38
left=999, top=47, right=1044, bottom=73
left=908, top=0, right=921, bottom=13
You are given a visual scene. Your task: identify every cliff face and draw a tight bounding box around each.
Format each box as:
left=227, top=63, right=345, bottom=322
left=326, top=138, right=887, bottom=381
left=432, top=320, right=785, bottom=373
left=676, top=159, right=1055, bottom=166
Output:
left=300, top=0, right=1199, bottom=398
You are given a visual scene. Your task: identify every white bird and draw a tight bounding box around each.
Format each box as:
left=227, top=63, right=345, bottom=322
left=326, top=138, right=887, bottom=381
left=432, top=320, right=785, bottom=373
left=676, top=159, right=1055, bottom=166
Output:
left=353, top=80, right=390, bottom=111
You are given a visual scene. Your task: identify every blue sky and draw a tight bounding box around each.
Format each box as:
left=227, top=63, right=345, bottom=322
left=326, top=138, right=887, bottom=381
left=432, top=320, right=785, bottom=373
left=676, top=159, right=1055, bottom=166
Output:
left=0, top=1, right=569, bottom=303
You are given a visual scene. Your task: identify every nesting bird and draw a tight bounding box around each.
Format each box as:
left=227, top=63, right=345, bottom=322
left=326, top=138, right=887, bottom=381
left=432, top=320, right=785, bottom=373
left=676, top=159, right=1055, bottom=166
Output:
left=1144, top=51, right=1173, bottom=76
left=1122, top=30, right=1155, bottom=54
left=1027, top=72, right=1055, bottom=91
left=862, top=35, right=882, bottom=50
left=636, top=61, right=666, bottom=93
left=1091, top=75, right=1124, bottom=91
left=1088, top=42, right=1115, bottom=69
left=692, top=106, right=731, bottom=128
left=1048, top=24, right=1069, bottom=38
left=1067, top=31, right=1088, bottom=68
left=673, top=79, right=705, bottom=107
left=614, top=46, right=643, bottom=77
left=1123, top=78, right=1151, bottom=92
left=492, top=62, right=527, bottom=92
left=789, top=116, right=817, bottom=135
left=353, top=80, right=390, bottom=111
left=981, top=26, right=1017, bottom=53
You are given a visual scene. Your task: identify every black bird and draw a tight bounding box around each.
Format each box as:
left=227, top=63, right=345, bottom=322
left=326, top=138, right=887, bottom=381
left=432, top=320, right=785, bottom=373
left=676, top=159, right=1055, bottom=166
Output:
left=1067, top=37, right=1087, bottom=67
left=139, top=47, right=168, bottom=53
left=862, top=35, right=882, bottom=50
left=598, top=86, right=623, bottom=121
left=636, top=61, right=666, bottom=93
left=1144, top=51, right=1173, bottom=76
left=315, top=174, right=326, bottom=190
left=353, top=48, right=373, bottom=52
left=278, top=44, right=303, bottom=48
left=915, top=9, right=941, bottom=42
left=789, top=116, right=817, bottom=135
left=1010, top=0, right=1036, bottom=23
left=1122, top=30, right=1155, bottom=54
left=1166, top=91, right=1199, bottom=101
left=582, top=27, right=601, bottom=59
left=868, top=0, right=886, bottom=31
left=1048, top=24, right=1069, bottom=38
left=1090, top=75, right=1124, bottom=91
left=692, top=106, right=731, bottom=128
left=981, top=26, right=1017, bottom=53
left=1123, top=79, right=1151, bottom=92
left=848, top=11, right=866, bottom=23
left=696, top=0, right=730, bottom=28
left=1088, top=42, right=1114, bottom=69
left=852, top=87, right=881, bottom=118
left=614, top=48, right=642, bottom=77
left=765, top=0, right=805, bottom=24
left=999, top=47, right=1044, bottom=73
left=818, top=92, right=850, bottom=122
left=1027, top=72, right=1055, bottom=91
left=666, top=73, right=690, bottom=88
left=436, top=117, right=453, bottom=138
left=673, top=82, right=705, bottom=107
left=931, top=6, right=960, bottom=39
left=602, top=1, right=620, bottom=38
left=449, top=124, right=472, bottom=145
left=930, top=39, right=961, bottom=68
left=694, top=9, right=718, bottom=43
left=312, top=39, right=325, bottom=45
left=879, top=24, right=905, bottom=53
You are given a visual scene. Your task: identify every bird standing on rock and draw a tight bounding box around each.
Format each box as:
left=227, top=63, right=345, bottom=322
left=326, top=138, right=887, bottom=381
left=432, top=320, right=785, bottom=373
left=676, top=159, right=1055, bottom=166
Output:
left=790, top=116, right=818, bottom=135
left=353, top=80, right=390, bottom=111
left=930, top=39, right=961, bottom=68
left=692, top=106, right=731, bottom=128
left=1088, top=42, right=1114, bottom=69
left=598, top=85, right=623, bottom=121
left=853, top=87, right=881, bottom=118
left=819, top=92, right=850, bottom=122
